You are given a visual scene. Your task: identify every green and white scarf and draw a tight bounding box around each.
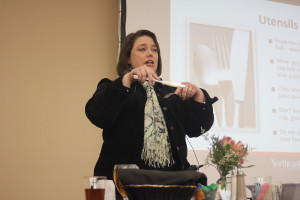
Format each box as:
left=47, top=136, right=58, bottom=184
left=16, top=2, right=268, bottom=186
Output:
left=141, top=82, right=174, bottom=168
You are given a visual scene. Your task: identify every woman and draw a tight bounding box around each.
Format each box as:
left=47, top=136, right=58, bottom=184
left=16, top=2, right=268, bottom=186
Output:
left=85, top=30, right=217, bottom=181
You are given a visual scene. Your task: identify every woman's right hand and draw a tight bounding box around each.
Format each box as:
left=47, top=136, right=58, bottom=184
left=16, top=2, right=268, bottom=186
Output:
left=122, top=65, right=159, bottom=88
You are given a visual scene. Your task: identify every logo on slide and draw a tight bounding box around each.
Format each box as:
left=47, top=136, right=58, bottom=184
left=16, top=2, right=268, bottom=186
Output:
left=271, top=159, right=300, bottom=169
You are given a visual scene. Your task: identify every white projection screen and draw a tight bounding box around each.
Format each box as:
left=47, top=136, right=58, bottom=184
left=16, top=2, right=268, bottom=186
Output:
left=126, top=0, right=300, bottom=187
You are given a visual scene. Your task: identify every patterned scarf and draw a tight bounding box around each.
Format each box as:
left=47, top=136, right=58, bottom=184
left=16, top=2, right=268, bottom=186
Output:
left=141, top=82, right=174, bottom=168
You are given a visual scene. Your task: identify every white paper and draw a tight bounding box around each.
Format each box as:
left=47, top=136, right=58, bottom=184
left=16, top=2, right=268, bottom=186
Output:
left=104, top=180, right=116, bottom=200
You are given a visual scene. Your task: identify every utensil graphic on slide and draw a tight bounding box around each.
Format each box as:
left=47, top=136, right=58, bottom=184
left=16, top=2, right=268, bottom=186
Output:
left=230, top=30, right=250, bottom=127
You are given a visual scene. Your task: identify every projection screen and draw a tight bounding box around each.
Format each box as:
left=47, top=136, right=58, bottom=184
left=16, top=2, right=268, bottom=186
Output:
left=126, top=0, right=300, bottom=186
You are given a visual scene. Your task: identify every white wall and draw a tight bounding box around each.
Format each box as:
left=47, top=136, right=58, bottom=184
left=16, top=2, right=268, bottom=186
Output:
left=0, top=1, right=118, bottom=199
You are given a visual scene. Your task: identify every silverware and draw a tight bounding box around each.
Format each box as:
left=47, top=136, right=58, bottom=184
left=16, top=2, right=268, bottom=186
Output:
left=133, top=75, right=186, bottom=88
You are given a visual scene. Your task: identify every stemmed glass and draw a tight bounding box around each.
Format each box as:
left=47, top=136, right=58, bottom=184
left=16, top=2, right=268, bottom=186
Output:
left=113, top=164, right=139, bottom=200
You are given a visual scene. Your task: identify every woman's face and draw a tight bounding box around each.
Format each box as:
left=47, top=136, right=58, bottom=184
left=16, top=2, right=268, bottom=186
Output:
left=128, top=36, right=158, bottom=72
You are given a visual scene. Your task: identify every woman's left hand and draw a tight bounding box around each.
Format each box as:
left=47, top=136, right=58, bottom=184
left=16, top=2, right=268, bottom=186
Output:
left=174, top=82, right=206, bottom=103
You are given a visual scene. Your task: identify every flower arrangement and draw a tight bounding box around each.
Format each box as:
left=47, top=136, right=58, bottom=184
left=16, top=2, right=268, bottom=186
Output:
left=205, top=135, right=253, bottom=189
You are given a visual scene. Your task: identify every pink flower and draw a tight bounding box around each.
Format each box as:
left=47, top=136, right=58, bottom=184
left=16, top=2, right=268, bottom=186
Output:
left=230, top=140, right=236, bottom=149
left=232, top=141, right=244, bottom=152
left=220, top=136, right=233, bottom=145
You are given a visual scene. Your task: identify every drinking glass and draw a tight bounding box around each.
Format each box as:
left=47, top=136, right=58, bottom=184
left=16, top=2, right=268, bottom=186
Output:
left=113, top=164, right=139, bottom=200
left=254, top=176, right=272, bottom=200
left=83, top=176, right=107, bottom=200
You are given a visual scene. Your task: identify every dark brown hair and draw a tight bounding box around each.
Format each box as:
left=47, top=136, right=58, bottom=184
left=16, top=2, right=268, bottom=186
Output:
left=117, top=30, right=162, bottom=76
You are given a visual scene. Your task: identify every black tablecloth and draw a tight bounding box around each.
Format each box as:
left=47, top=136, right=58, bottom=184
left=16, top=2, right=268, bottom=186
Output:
left=117, top=169, right=207, bottom=186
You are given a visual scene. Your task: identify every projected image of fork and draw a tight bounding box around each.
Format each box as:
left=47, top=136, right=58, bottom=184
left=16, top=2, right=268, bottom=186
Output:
left=212, top=32, right=234, bottom=128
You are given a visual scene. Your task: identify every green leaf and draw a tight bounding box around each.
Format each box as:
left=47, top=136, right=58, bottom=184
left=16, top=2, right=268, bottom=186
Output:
left=225, top=144, right=231, bottom=151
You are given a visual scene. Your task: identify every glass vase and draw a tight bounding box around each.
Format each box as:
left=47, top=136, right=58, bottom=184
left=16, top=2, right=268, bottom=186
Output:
left=216, top=176, right=232, bottom=200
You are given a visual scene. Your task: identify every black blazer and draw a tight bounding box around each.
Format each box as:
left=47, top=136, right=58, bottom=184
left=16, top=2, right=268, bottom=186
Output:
left=85, top=76, right=217, bottom=180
